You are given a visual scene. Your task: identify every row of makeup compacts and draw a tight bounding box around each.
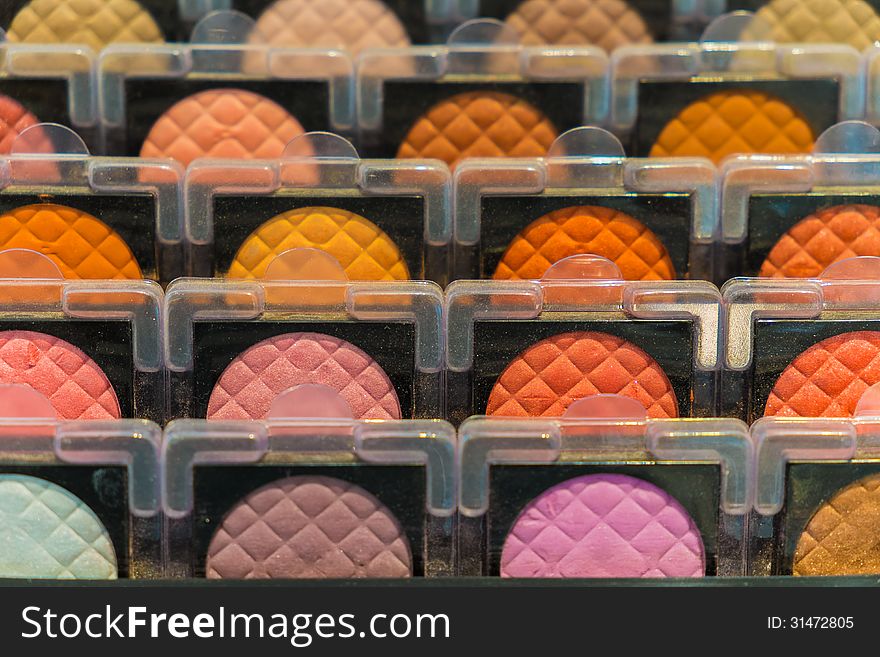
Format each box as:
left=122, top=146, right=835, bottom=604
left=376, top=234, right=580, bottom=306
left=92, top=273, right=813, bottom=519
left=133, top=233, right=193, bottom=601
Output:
left=1, top=260, right=880, bottom=579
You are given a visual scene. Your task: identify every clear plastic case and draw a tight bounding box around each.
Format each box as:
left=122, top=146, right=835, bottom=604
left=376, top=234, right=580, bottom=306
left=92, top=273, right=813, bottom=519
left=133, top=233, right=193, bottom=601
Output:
left=357, top=19, right=608, bottom=161
left=0, top=415, right=162, bottom=579
left=719, top=121, right=880, bottom=283
left=98, top=11, right=355, bottom=158
left=0, top=31, right=98, bottom=152
left=164, top=275, right=444, bottom=421
left=0, top=260, right=164, bottom=423
left=750, top=414, right=880, bottom=576
left=446, top=256, right=723, bottom=424
left=185, top=131, right=452, bottom=284
left=722, top=256, right=880, bottom=423
left=611, top=12, right=864, bottom=160
left=163, top=417, right=456, bottom=578
left=449, top=0, right=724, bottom=42
left=0, top=123, right=185, bottom=283
left=457, top=413, right=752, bottom=577
left=453, top=126, right=717, bottom=282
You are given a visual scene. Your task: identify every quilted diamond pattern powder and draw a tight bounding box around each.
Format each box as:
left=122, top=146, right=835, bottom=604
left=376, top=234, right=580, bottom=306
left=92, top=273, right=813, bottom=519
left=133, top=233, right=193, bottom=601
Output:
left=0, top=330, right=120, bottom=419
left=742, top=0, right=880, bottom=51
left=794, top=473, right=880, bottom=576
left=0, top=94, right=41, bottom=154
left=207, top=332, right=401, bottom=420
left=501, top=473, right=705, bottom=578
left=396, top=91, right=558, bottom=170
left=493, top=205, right=676, bottom=280
left=486, top=331, right=679, bottom=418
left=139, top=89, right=307, bottom=169
left=206, top=475, right=413, bottom=579
left=0, top=203, right=142, bottom=279
left=504, top=0, right=652, bottom=51
left=227, top=206, right=410, bottom=281
left=649, top=89, right=815, bottom=164
left=251, top=0, right=410, bottom=55
left=759, top=204, right=880, bottom=278
left=7, top=0, right=164, bottom=49
left=764, top=331, right=880, bottom=417
left=0, top=474, right=117, bottom=579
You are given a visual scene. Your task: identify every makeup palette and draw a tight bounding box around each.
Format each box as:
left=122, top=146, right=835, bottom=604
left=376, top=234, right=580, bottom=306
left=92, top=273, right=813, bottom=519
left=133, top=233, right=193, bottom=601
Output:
left=0, top=417, right=162, bottom=579
left=445, top=272, right=722, bottom=424
left=164, top=278, right=444, bottom=421
left=163, top=418, right=456, bottom=578
left=720, top=122, right=880, bottom=282
left=185, top=132, right=450, bottom=283
left=749, top=416, right=880, bottom=576
left=0, top=124, right=185, bottom=283
left=612, top=18, right=863, bottom=162
left=98, top=11, right=354, bottom=157
left=457, top=415, right=751, bottom=577
left=357, top=19, right=607, bottom=161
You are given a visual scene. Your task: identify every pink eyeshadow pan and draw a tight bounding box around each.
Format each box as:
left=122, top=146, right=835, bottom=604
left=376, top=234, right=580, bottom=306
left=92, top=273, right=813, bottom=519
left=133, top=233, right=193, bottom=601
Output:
left=207, top=332, right=401, bottom=420
left=0, top=94, right=41, bottom=154
left=501, top=473, right=705, bottom=578
left=206, top=475, right=413, bottom=579
left=0, top=330, right=120, bottom=419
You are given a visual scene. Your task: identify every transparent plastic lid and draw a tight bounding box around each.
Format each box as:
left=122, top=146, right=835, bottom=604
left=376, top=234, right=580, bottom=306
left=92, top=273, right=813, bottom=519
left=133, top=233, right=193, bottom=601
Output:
left=162, top=418, right=457, bottom=518
left=458, top=415, right=752, bottom=517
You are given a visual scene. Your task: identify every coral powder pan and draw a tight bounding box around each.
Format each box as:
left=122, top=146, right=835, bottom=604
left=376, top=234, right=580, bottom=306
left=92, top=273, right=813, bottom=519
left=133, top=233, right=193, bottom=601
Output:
left=765, top=331, right=880, bottom=417
left=0, top=94, right=41, bottom=154
left=486, top=331, right=679, bottom=418
left=206, top=475, right=413, bottom=579
left=759, top=204, right=880, bottom=278
left=500, top=473, right=705, bottom=578
left=493, top=205, right=676, bottom=281
left=207, top=332, right=401, bottom=420
left=0, top=330, right=120, bottom=419
left=139, top=89, right=307, bottom=169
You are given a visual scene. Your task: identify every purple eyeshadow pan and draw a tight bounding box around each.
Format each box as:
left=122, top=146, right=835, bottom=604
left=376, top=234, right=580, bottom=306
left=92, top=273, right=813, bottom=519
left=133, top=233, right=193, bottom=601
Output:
left=500, top=473, right=706, bottom=578
left=206, top=475, right=413, bottom=579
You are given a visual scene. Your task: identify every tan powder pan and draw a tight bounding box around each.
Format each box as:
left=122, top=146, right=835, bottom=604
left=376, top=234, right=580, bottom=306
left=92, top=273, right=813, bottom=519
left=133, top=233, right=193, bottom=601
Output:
left=760, top=204, right=880, bottom=278
left=227, top=206, right=410, bottom=281
left=743, top=0, right=880, bottom=51
left=396, top=91, right=558, bottom=170
left=250, top=0, right=410, bottom=55
left=649, top=89, right=815, bottom=164
left=794, top=473, right=880, bottom=576
left=6, top=0, right=164, bottom=49
left=493, top=205, right=676, bottom=281
left=504, top=0, right=653, bottom=51
left=139, top=88, right=307, bottom=170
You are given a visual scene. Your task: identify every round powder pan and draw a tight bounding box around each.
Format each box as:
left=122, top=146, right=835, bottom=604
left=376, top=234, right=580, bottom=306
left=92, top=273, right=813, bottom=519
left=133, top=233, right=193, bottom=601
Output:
left=759, top=204, right=880, bottom=278
left=250, top=0, right=411, bottom=55
left=503, top=0, right=653, bottom=51
left=396, top=91, right=558, bottom=170
left=0, top=473, right=118, bottom=579
left=227, top=206, right=410, bottom=281
left=493, top=205, right=676, bottom=281
left=486, top=331, right=679, bottom=418
left=0, top=203, right=142, bottom=280
left=500, top=473, right=706, bottom=578
left=649, top=89, right=815, bottom=164
left=793, top=472, right=880, bottom=576
left=207, top=332, right=402, bottom=420
left=205, top=474, right=413, bottom=579
left=139, top=88, right=307, bottom=169
left=6, top=0, right=164, bottom=49
left=742, top=0, right=880, bottom=51
left=764, top=330, right=880, bottom=418
left=0, top=330, right=121, bottom=420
